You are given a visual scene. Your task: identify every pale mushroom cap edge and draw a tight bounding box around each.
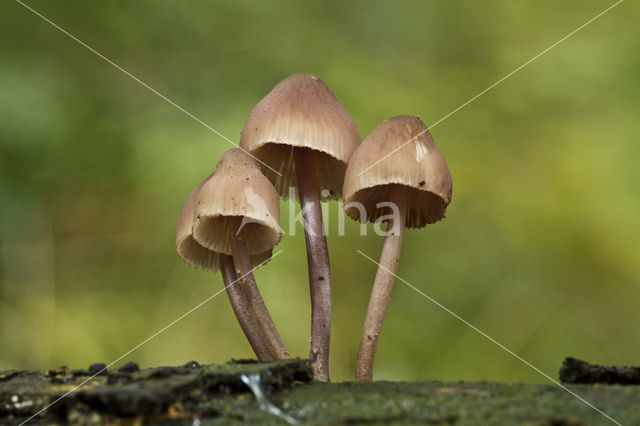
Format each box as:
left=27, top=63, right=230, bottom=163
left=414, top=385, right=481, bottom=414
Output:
left=343, top=115, right=452, bottom=229
left=192, top=149, right=282, bottom=256
left=240, top=73, right=361, bottom=201
left=176, top=171, right=273, bottom=272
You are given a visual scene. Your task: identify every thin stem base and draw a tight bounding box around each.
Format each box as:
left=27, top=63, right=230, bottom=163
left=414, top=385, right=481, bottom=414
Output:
left=220, top=254, right=271, bottom=360
left=230, top=217, right=289, bottom=360
left=294, top=148, right=332, bottom=382
left=355, top=189, right=407, bottom=381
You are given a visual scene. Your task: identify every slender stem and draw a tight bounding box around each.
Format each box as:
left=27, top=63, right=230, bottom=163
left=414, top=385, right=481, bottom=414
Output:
left=355, top=189, right=407, bottom=381
left=219, top=254, right=272, bottom=360
left=293, top=148, right=331, bottom=382
left=229, top=217, right=289, bottom=360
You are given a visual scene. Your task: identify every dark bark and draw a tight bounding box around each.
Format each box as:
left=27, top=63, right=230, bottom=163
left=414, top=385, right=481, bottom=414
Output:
left=3, top=359, right=640, bottom=425
left=559, top=357, right=640, bottom=385
left=0, top=359, right=312, bottom=424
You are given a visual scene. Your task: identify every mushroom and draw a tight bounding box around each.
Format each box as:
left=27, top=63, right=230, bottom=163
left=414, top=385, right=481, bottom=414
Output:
left=176, top=173, right=277, bottom=360
left=342, top=115, right=452, bottom=380
left=240, top=73, right=360, bottom=381
left=191, top=148, right=288, bottom=359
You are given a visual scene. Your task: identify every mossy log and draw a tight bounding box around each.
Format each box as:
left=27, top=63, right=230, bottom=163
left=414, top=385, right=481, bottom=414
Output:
left=1, top=359, right=639, bottom=425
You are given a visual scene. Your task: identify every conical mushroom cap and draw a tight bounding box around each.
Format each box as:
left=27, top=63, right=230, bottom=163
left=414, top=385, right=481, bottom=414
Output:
left=176, top=174, right=272, bottom=272
left=240, top=73, right=360, bottom=201
left=192, top=149, right=282, bottom=256
left=343, top=115, right=452, bottom=228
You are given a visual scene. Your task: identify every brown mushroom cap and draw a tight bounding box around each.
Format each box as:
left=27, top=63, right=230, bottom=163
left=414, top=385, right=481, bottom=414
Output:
left=192, top=148, right=282, bottom=256
left=176, top=173, right=272, bottom=272
left=239, top=73, right=360, bottom=201
left=343, top=115, right=452, bottom=228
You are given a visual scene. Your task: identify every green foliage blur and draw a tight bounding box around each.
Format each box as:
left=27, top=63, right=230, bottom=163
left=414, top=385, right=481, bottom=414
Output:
left=1, top=0, right=639, bottom=383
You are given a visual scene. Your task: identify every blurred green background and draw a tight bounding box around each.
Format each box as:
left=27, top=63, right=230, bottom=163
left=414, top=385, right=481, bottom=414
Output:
left=1, top=0, right=639, bottom=383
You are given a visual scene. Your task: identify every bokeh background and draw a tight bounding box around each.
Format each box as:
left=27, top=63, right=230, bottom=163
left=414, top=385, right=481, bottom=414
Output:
left=1, top=0, right=639, bottom=383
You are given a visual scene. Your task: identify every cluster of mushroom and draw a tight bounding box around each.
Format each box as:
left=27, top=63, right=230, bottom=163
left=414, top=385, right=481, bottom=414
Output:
left=176, top=73, right=452, bottom=382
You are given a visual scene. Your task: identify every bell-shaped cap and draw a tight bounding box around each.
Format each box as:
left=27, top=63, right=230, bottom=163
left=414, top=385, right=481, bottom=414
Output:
left=192, top=149, right=282, bottom=256
left=240, top=73, right=360, bottom=201
left=343, top=115, right=452, bottom=228
left=176, top=173, right=272, bottom=272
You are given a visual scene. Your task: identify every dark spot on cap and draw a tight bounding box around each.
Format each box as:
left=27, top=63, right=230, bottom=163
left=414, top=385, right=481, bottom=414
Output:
left=419, top=181, right=425, bottom=187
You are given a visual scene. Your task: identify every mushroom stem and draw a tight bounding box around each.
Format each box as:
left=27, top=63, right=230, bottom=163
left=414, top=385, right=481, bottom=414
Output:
left=229, top=218, right=289, bottom=360
left=293, top=148, right=332, bottom=382
left=219, top=254, right=272, bottom=361
left=355, top=189, right=408, bottom=381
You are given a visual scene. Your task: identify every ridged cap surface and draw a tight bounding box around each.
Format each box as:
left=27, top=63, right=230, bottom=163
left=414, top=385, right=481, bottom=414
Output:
left=192, top=149, right=282, bottom=255
left=240, top=73, right=360, bottom=200
left=343, top=115, right=452, bottom=228
left=176, top=173, right=272, bottom=272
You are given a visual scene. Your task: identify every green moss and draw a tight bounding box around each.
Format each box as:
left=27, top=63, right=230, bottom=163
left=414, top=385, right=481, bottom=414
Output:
left=2, top=360, right=638, bottom=425
left=268, top=381, right=638, bottom=425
